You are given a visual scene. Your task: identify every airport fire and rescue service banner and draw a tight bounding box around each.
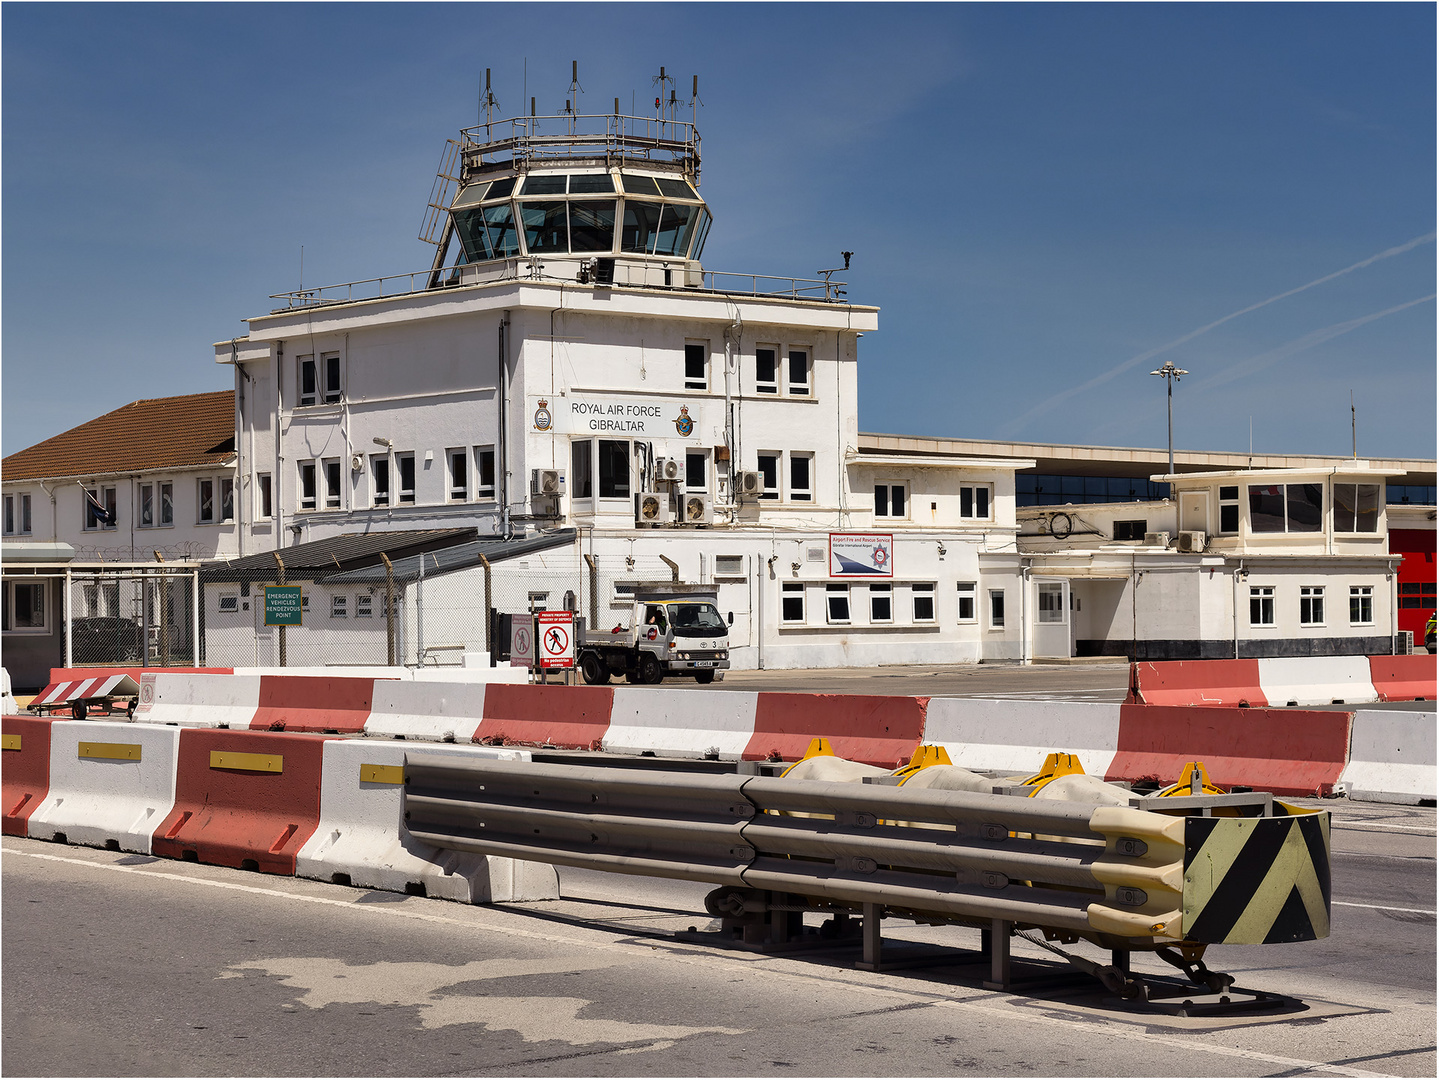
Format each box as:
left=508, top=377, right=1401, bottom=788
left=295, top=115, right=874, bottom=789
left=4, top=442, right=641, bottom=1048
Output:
left=529, top=395, right=718, bottom=443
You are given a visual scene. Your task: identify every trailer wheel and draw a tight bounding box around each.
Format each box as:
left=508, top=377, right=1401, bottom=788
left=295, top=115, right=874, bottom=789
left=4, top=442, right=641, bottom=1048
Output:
left=580, top=652, right=610, bottom=685
left=638, top=653, right=664, bottom=685
left=694, top=670, right=715, bottom=684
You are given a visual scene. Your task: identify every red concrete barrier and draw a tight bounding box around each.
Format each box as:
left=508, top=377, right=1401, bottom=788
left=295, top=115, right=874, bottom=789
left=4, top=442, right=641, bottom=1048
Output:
left=2, top=716, right=54, bottom=836
left=249, top=676, right=380, bottom=734
left=745, top=693, right=927, bottom=768
left=1128, top=660, right=1266, bottom=708
left=1106, top=704, right=1350, bottom=797
left=151, top=728, right=333, bottom=874
left=476, top=684, right=614, bottom=749
left=1368, top=655, right=1437, bottom=702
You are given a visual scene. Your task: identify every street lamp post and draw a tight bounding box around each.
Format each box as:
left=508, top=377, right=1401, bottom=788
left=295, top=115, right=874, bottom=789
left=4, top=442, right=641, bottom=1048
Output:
left=1149, top=360, right=1188, bottom=477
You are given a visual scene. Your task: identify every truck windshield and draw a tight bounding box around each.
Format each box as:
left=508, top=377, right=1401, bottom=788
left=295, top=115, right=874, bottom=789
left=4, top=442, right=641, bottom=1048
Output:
left=668, top=603, right=726, bottom=637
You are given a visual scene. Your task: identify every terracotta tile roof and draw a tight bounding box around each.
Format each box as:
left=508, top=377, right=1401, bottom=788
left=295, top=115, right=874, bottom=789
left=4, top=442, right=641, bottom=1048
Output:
left=2, top=391, right=235, bottom=483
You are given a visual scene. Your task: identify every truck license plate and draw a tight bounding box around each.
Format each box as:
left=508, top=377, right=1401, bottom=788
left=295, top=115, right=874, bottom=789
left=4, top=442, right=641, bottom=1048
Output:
left=693, top=660, right=718, bottom=667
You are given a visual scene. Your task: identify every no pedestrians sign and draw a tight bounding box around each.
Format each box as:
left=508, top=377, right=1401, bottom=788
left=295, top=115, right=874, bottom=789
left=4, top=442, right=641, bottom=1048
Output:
left=537, top=611, right=574, bottom=669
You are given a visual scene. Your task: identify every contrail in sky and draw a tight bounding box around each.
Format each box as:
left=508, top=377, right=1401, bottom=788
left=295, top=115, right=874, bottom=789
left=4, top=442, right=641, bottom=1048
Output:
left=1192, top=294, right=1436, bottom=393
left=998, top=231, right=1435, bottom=437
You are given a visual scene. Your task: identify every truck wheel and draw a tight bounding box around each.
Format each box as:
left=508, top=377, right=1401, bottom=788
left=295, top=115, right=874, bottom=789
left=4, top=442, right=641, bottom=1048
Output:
left=580, top=653, right=609, bottom=685
left=638, top=653, right=663, bottom=685
left=694, top=670, right=715, bottom=684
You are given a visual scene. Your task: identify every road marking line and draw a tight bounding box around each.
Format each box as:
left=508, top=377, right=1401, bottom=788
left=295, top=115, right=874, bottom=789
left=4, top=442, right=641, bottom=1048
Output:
left=1333, top=901, right=1435, bottom=916
left=1332, top=823, right=1436, bottom=834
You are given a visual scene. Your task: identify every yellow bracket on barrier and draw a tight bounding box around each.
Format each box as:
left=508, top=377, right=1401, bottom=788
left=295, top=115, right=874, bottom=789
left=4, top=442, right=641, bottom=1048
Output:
left=360, top=763, right=404, bottom=785
left=891, top=744, right=953, bottom=782
left=1155, top=760, right=1226, bottom=798
left=79, top=742, right=141, bottom=762
left=2, top=733, right=20, bottom=751
left=1018, top=752, right=1086, bottom=796
left=780, top=737, right=835, bottom=777
left=210, top=751, right=283, bottom=774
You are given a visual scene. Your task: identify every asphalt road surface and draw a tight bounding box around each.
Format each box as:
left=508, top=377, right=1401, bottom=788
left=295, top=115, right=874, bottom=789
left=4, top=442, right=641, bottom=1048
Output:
left=4, top=798, right=1433, bottom=1077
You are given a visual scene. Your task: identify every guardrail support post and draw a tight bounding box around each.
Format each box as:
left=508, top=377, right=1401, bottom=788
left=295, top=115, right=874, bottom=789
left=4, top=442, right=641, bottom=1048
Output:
left=1111, top=948, right=1131, bottom=975
left=982, top=919, right=1012, bottom=991
left=863, top=902, right=882, bottom=968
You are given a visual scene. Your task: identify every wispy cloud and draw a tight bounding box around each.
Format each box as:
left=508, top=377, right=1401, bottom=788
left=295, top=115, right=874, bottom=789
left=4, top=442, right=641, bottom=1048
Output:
left=1191, top=294, right=1437, bottom=393
left=998, top=231, right=1436, bottom=436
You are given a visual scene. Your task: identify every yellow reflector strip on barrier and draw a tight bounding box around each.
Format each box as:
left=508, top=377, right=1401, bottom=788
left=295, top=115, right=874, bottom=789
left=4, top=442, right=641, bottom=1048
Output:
left=79, top=742, right=141, bottom=762
left=360, top=763, right=404, bottom=785
left=2, top=734, right=20, bottom=751
left=210, top=750, right=283, bottom=773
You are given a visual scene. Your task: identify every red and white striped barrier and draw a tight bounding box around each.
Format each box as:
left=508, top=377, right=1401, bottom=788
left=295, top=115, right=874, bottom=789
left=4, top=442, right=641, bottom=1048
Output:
left=31, top=672, right=142, bottom=713
left=1129, top=655, right=1429, bottom=709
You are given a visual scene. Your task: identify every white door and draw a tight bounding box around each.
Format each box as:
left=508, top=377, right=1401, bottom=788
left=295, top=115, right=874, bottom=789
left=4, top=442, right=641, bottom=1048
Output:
left=1032, top=578, right=1071, bottom=659
left=1180, top=492, right=1208, bottom=534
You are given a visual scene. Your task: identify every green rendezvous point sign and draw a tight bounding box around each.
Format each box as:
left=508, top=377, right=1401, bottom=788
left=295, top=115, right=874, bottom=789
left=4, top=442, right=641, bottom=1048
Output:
left=264, top=585, right=303, bottom=626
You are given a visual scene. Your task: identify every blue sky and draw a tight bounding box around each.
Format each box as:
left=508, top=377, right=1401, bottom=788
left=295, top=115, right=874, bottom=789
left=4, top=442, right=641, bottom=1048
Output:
left=4, top=3, right=1434, bottom=460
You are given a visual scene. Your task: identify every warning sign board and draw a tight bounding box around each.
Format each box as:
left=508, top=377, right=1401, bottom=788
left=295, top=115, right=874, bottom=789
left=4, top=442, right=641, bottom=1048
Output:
left=510, top=619, right=534, bottom=668
left=538, top=611, right=575, bottom=669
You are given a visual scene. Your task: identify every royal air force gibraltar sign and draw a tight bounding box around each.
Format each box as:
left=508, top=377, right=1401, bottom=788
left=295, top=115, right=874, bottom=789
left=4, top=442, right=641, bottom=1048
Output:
left=529, top=396, right=713, bottom=441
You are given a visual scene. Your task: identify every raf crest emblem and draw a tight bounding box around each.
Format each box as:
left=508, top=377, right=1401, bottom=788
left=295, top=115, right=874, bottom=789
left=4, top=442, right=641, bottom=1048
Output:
left=673, top=406, right=694, bottom=437
left=533, top=399, right=553, bottom=431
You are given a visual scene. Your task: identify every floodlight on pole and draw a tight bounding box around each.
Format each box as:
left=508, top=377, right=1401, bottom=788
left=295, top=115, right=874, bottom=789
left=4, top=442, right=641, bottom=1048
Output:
left=1149, top=361, right=1188, bottom=477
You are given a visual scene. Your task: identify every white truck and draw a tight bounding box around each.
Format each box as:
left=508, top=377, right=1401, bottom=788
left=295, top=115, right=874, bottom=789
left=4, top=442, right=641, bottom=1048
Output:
left=578, top=586, right=730, bottom=685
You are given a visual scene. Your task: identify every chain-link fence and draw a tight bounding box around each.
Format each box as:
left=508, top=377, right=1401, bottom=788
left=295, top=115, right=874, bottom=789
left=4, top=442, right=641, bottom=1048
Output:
left=198, top=551, right=687, bottom=670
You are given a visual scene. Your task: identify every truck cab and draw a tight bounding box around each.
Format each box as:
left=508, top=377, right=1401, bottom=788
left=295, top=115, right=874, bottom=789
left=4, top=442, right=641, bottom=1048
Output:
left=579, top=586, right=730, bottom=685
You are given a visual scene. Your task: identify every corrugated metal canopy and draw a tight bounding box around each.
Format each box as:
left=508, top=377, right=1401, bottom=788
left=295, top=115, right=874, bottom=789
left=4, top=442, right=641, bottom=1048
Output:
left=200, top=529, right=477, bottom=582
left=319, top=529, right=577, bottom=584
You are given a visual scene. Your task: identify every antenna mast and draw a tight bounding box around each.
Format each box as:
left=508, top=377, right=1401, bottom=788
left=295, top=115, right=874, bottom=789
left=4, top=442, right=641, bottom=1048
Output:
left=652, top=65, right=674, bottom=126
left=1351, top=389, right=1357, bottom=459
left=564, top=60, right=583, bottom=135
left=481, top=69, right=500, bottom=130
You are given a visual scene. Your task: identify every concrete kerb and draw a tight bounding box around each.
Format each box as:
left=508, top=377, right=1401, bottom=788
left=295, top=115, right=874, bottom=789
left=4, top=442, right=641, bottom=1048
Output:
left=135, top=672, right=262, bottom=728
left=604, top=687, right=758, bottom=759
left=295, top=739, right=559, bottom=902
left=1337, top=709, right=1438, bottom=805
left=922, top=698, right=1122, bottom=777
left=363, top=681, right=489, bottom=742
left=1256, top=656, right=1376, bottom=707
left=27, top=721, right=181, bottom=854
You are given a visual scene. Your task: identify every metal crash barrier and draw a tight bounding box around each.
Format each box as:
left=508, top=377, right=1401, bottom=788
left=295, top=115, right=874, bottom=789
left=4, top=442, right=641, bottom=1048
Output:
left=402, top=752, right=1330, bottom=1007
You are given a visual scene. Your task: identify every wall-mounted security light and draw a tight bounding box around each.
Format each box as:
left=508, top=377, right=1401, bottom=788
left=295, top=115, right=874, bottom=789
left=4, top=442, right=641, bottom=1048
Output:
left=373, top=437, right=393, bottom=448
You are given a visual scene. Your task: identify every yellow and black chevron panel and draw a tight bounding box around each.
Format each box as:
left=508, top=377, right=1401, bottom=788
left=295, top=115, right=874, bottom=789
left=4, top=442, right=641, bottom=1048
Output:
left=1182, top=811, right=1330, bottom=944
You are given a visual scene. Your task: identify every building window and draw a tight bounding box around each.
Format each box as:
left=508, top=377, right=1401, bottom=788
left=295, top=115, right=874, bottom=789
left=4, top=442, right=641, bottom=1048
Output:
left=757, top=453, right=780, bottom=500
left=1250, top=586, right=1275, bottom=627
left=138, top=485, right=155, bottom=528
left=3, top=580, right=48, bottom=632
left=371, top=457, right=390, bottom=506
left=299, top=461, right=317, bottom=511
left=874, top=483, right=906, bottom=519
left=989, top=589, right=1005, bottom=629
left=960, top=485, right=991, bottom=520
left=356, top=594, right=374, bottom=618
left=1113, top=520, right=1147, bottom=542
left=1399, top=582, right=1438, bottom=610
left=221, top=478, right=235, bottom=522
left=684, top=342, right=708, bottom=390
left=598, top=440, right=630, bottom=498
left=1038, top=583, right=1065, bottom=623
left=1349, top=585, right=1374, bottom=626
left=448, top=448, right=469, bottom=501
left=331, top=594, right=348, bottom=618
left=755, top=346, right=778, bottom=394
left=321, top=352, right=342, bottom=404
left=476, top=446, right=496, bottom=499
left=298, top=354, right=318, bottom=407
left=198, top=478, right=216, bottom=523
left=912, top=582, right=936, bottom=622
left=12, top=492, right=32, bottom=535
left=826, top=583, right=851, bottom=624
left=781, top=582, right=805, bottom=624
left=1219, top=485, right=1239, bottom=534
left=323, top=459, right=342, bottom=510
left=257, top=474, right=273, bottom=520
left=158, top=482, right=172, bottom=525
left=686, top=451, right=708, bottom=492
left=957, top=582, right=977, bottom=623
left=789, top=453, right=813, bottom=502
left=787, top=348, right=811, bottom=396
left=1248, top=484, right=1322, bottom=533
left=84, top=485, right=117, bottom=531
left=1334, top=484, right=1381, bottom=533
left=300, top=593, right=309, bottom=613
left=870, top=584, right=892, bottom=623
left=1300, top=586, right=1325, bottom=627
left=571, top=440, right=593, bottom=500
left=397, top=453, right=416, bottom=504
left=218, top=594, right=239, bottom=613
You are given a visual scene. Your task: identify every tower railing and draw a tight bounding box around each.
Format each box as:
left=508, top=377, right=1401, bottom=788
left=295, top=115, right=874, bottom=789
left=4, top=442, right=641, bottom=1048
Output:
left=458, top=113, right=700, bottom=181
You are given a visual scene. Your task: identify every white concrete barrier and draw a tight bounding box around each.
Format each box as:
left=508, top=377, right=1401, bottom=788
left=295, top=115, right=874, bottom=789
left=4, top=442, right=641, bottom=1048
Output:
left=362, top=681, right=489, bottom=742
left=27, top=721, right=181, bottom=853
left=234, top=666, right=527, bottom=684
left=2, top=667, right=16, bottom=715
left=296, top=739, right=560, bottom=902
left=604, top=688, right=759, bottom=759
left=921, top=699, right=1122, bottom=777
left=1257, top=656, right=1377, bottom=706
left=1337, top=710, right=1437, bottom=805
left=134, top=672, right=262, bottom=727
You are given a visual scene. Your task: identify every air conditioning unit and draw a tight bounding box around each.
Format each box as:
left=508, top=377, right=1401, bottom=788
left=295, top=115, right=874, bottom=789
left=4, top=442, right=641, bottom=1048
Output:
left=654, top=457, right=681, bottom=482
left=681, top=493, right=714, bottom=526
left=1144, top=531, right=1171, bottom=548
left=350, top=453, right=364, bottom=472
left=1176, top=530, right=1205, bottom=553
left=636, top=492, right=673, bottom=526
left=1397, top=630, right=1414, bottom=655
left=737, top=470, right=763, bottom=496
left=530, top=469, right=564, bottom=496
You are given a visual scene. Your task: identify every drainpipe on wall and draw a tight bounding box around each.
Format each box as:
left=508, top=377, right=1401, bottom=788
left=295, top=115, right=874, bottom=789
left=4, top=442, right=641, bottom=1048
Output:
left=63, top=565, right=73, bottom=667
left=499, top=314, right=511, bottom=540
left=274, top=342, right=285, bottom=549
left=1020, top=559, right=1031, bottom=665
left=1233, top=559, right=1245, bottom=660
left=234, top=358, right=246, bottom=557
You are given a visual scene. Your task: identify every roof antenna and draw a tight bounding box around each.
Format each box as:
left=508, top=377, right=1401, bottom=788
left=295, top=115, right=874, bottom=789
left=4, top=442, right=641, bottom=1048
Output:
left=564, top=60, right=583, bottom=133
left=481, top=68, right=500, bottom=128
left=690, top=75, right=702, bottom=124
left=652, top=65, right=673, bottom=121
left=1351, top=389, right=1357, bottom=459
